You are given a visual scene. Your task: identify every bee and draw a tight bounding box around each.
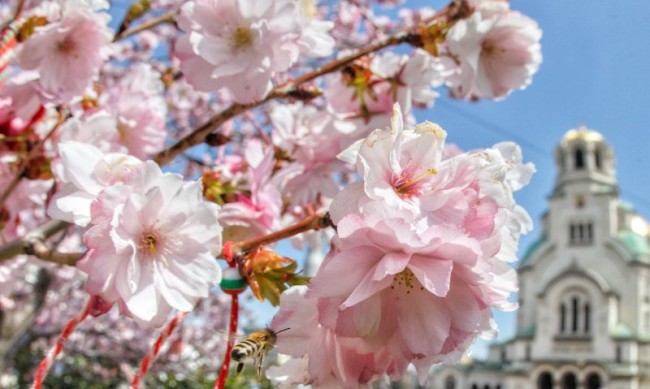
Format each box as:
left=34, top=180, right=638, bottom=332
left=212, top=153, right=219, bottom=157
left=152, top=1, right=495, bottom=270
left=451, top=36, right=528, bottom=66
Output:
left=231, top=327, right=290, bottom=378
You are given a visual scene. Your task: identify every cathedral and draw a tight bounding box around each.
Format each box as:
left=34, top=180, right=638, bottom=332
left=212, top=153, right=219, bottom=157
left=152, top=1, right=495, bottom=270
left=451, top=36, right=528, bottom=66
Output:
left=430, top=128, right=650, bottom=389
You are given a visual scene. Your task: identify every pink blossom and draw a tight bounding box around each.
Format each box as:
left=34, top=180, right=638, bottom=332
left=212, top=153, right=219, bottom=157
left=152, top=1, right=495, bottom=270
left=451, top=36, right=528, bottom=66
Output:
left=330, top=103, right=447, bottom=221
left=296, top=1, right=335, bottom=58
left=445, top=6, right=542, bottom=100
left=271, top=104, right=534, bottom=386
left=103, top=64, right=167, bottom=159
left=49, top=141, right=223, bottom=327
left=270, top=103, right=355, bottom=207
left=271, top=211, right=500, bottom=385
left=0, top=72, right=43, bottom=136
left=270, top=286, right=381, bottom=388
left=58, top=111, right=126, bottom=154
left=48, top=141, right=143, bottom=226
left=219, top=140, right=300, bottom=241
left=16, top=10, right=112, bottom=102
left=325, top=51, right=441, bottom=135
left=175, top=0, right=302, bottom=103
left=79, top=175, right=222, bottom=328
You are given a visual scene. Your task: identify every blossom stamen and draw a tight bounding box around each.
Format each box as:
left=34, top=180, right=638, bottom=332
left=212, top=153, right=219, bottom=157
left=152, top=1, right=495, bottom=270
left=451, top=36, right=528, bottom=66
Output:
left=140, top=232, right=158, bottom=255
left=394, top=168, right=437, bottom=198
left=391, top=268, right=422, bottom=294
left=231, top=26, right=254, bottom=50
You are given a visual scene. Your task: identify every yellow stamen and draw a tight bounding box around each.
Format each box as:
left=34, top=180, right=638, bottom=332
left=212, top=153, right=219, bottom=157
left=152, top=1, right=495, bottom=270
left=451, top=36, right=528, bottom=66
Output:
left=395, top=168, right=437, bottom=196
left=232, top=26, right=254, bottom=50
left=142, top=233, right=157, bottom=255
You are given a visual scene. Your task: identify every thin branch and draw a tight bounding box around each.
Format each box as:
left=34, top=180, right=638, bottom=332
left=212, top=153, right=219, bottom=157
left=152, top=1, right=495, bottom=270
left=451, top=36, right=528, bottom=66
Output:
left=0, top=109, right=66, bottom=210
left=228, top=212, right=334, bottom=258
left=26, top=240, right=84, bottom=266
left=0, top=212, right=334, bottom=268
left=113, top=8, right=178, bottom=42
left=0, top=220, right=73, bottom=263
left=152, top=31, right=415, bottom=166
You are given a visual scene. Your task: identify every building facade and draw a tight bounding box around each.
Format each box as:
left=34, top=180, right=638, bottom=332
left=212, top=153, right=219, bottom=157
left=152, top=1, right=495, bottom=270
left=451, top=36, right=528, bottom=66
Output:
left=431, top=128, right=650, bottom=389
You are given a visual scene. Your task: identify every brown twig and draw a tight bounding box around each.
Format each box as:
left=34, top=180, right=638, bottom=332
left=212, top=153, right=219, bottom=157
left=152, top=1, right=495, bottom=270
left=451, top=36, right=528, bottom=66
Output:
left=228, top=212, right=334, bottom=259
left=0, top=220, right=74, bottom=263
left=113, top=8, right=178, bottom=42
left=25, top=239, right=84, bottom=266
left=0, top=109, right=66, bottom=210
left=152, top=31, right=415, bottom=166
left=0, top=212, right=334, bottom=267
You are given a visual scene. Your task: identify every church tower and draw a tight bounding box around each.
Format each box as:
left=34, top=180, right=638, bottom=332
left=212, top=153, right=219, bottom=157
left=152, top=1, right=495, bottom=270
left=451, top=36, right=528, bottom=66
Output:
left=431, top=128, right=650, bottom=389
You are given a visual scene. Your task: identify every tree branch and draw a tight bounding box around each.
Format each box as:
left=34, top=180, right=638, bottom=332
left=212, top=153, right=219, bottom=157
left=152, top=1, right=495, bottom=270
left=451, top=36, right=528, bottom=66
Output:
left=0, top=220, right=74, bottom=263
left=152, top=31, right=415, bottom=165
left=228, top=212, right=334, bottom=259
left=113, top=8, right=178, bottom=42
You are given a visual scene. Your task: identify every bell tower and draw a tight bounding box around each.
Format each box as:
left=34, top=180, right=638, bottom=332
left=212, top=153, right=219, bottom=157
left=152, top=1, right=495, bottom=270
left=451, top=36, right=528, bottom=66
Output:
left=553, top=125, right=617, bottom=195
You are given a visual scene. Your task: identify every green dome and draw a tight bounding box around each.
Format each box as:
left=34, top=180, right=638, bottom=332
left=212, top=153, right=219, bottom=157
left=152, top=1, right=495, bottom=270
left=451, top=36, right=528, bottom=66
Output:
left=616, top=230, right=650, bottom=257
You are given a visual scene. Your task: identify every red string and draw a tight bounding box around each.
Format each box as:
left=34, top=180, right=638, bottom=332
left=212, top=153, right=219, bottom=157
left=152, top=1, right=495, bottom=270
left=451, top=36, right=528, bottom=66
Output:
left=214, top=292, right=240, bottom=389
left=31, top=298, right=92, bottom=389
left=130, top=311, right=188, bottom=389
left=222, top=241, right=236, bottom=267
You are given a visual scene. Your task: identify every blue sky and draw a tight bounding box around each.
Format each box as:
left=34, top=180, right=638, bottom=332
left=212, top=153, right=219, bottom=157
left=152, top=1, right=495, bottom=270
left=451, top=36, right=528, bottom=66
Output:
left=412, top=0, right=650, bottom=357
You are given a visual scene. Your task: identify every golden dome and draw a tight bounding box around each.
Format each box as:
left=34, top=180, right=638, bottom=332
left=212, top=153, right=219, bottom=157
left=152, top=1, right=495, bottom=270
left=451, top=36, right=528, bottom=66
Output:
left=561, top=125, right=604, bottom=145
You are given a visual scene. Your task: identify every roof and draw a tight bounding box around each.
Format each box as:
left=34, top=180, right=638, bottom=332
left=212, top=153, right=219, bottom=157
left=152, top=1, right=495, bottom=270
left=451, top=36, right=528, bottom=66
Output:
left=561, top=126, right=604, bottom=145
left=519, top=237, right=546, bottom=267
left=616, top=230, right=650, bottom=258
left=610, top=323, right=635, bottom=339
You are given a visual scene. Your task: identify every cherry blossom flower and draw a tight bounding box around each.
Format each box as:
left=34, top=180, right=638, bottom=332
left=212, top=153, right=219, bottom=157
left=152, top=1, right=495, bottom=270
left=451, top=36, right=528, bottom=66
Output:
left=103, top=64, right=167, bottom=159
left=47, top=141, right=143, bottom=226
left=0, top=72, right=43, bottom=137
left=176, top=0, right=319, bottom=103
left=16, top=10, right=112, bottom=102
left=444, top=5, right=542, bottom=100
left=57, top=111, right=126, bottom=154
left=330, top=103, right=447, bottom=221
left=79, top=174, right=222, bottom=328
left=219, top=140, right=300, bottom=241
left=326, top=50, right=442, bottom=135
left=296, top=0, right=335, bottom=58
left=49, top=141, right=223, bottom=328
left=271, top=104, right=534, bottom=387
left=271, top=103, right=354, bottom=207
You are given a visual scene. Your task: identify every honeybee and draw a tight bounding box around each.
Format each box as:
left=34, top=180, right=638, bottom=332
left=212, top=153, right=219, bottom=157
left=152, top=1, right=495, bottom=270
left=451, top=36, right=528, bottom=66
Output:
left=231, top=327, right=290, bottom=378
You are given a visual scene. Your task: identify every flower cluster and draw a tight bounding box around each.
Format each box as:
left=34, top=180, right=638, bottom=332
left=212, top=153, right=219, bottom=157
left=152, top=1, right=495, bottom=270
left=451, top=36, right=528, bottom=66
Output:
left=175, top=0, right=334, bottom=103
left=269, top=104, right=534, bottom=387
left=0, top=0, right=546, bottom=386
left=48, top=141, right=223, bottom=328
left=16, top=3, right=112, bottom=102
left=442, top=0, right=542, bottom=100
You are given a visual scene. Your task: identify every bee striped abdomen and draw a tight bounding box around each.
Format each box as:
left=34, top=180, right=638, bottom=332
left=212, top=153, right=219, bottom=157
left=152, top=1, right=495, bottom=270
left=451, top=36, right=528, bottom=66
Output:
left=231, top=339, right=264, bottom=362
left=229, top=328, right=289, bottom=378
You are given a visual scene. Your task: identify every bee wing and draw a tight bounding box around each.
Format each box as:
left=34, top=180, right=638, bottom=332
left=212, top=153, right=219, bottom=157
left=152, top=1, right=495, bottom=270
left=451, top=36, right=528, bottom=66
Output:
left=208, top=328, right=247, bottom=344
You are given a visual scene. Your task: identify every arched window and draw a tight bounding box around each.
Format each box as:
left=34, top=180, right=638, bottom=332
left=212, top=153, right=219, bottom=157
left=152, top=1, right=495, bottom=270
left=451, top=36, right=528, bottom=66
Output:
left=575, top=147, right=585, bottom=169
left=585, top=373, right=602, bottom=389
left=572, top=297, right=579, bottom=333
left=594, top=148, right=602, bottom=169
left=537, top=371, right=553, bottom=389
left=561, top=372, right=577, bottom=389
left=472, top=384, right=479, bottom=389
left=444, top=375, right=456, bottom=389
left=559, top=291, right=592, bottom=336
left=483, top=385, right=490, bottom=389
